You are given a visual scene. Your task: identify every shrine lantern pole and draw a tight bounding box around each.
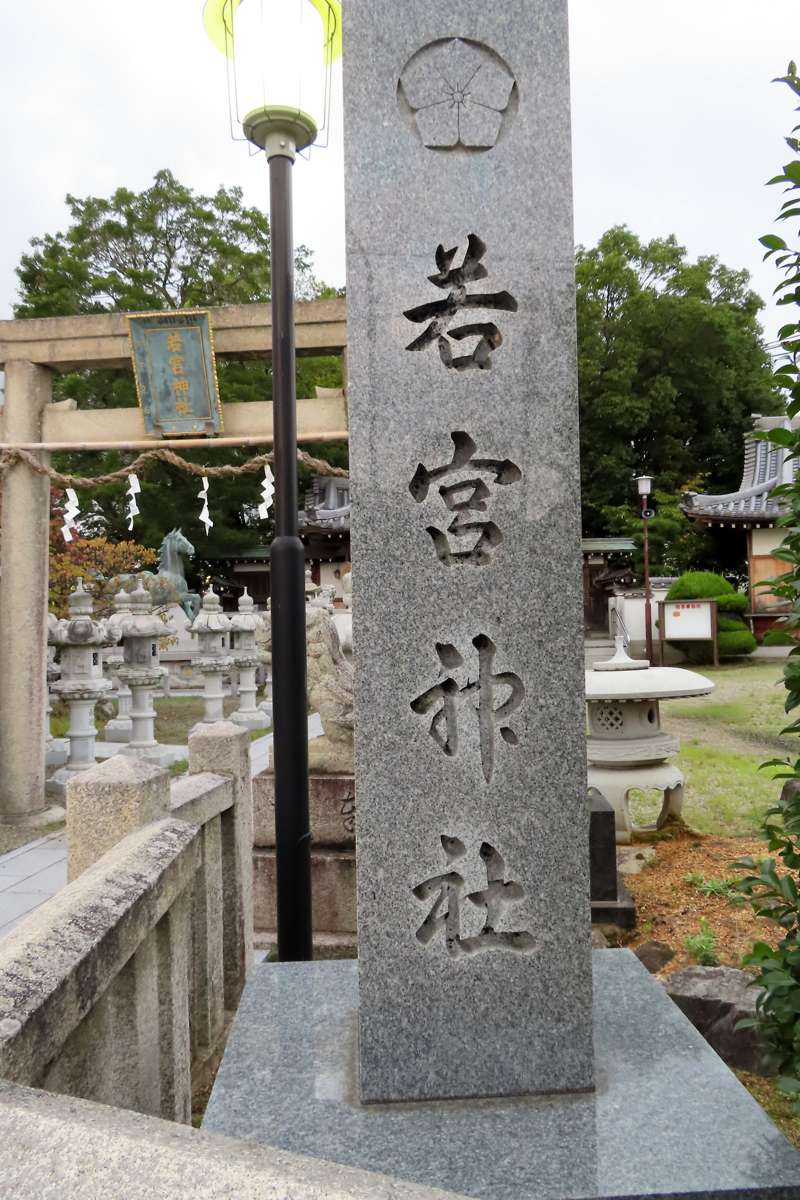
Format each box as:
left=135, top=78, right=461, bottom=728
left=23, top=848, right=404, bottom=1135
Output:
left=203, top=0, right=342, bottom=962
left=635, top=475, right=655, bottom=663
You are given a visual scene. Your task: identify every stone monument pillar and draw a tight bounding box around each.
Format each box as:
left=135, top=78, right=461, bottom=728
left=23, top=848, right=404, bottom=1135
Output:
left=103, top=588, right=134, bottom=743
left=116, top=583, right=175, bottom=765
left=345, top=0, right=594, bottom=1102
left=230, top=588, right=269, bottom=732
left=46, top=580, right=120, bottom=796
left=189, top=586, right=232, bottom=724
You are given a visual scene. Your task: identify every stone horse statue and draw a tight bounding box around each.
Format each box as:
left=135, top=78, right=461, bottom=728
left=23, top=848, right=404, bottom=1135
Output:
left=112, top=529, right=201, bottom=620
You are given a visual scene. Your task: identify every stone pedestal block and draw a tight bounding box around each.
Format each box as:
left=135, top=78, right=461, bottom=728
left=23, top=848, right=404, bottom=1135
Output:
left=253, top=771, right=355, bottom=849
left=588, top=789, right=635, bottom=930
left=204, top=953, right=800, bottom=1199
left=252, top=770, right=356, bottom=951
left=253, top=848, right=356, bottom=946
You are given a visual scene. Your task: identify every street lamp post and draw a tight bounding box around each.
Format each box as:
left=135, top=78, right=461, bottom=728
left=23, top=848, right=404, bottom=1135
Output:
left=635, top=475, right=654, bottom=663
left=204, top=0, right=342, bottom=962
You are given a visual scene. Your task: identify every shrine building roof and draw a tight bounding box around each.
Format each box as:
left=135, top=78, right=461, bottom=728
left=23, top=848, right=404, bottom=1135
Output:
left=682, top=414, right=798, bottom=528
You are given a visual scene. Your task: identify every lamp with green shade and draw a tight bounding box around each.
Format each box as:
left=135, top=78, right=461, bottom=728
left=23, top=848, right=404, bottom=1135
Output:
left=203, top=0, right=342, bottom=153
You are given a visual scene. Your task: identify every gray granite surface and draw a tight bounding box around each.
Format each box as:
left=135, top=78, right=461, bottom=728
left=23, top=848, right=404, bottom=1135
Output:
left=204, top=951, right=800, bottom=1200
left=344, top=0, right=593, bottom=1103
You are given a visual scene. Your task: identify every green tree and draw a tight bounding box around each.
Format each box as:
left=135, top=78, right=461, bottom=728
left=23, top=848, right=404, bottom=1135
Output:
left=601, top=480, right=750, bottom=582
left=13, top=170, right=342, bottom=572
left=732, top=64, right=800, bottom=1104
left=576, top=226, right=782, bottom=544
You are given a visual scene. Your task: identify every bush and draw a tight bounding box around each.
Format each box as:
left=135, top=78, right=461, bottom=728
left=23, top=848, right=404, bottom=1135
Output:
left=666, top=571, right=734, bottom=601
left=734, top=63, right=800, bottom=1112
left=718, top=592, right=749, bottom=614
left=719, top=628, right=758, bottom=657
left=666, top=570, right=755, bottom=661
left=734, top=782, right=800, bottom=1105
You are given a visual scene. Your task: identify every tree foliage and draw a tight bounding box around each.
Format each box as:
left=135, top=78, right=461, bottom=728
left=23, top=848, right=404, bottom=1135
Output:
left=13, top=171, right=341, bottom=574
left=15, top=171, right=779, bottom=580
left=15, top=168, right=317, bottom=317
left=732, top=64, right=800, bottom=1106
left=576, top=226, right=782, bottom=539
left=48, top=491, right=156, bottom=618
left=600, top=481, right=747, bottom=581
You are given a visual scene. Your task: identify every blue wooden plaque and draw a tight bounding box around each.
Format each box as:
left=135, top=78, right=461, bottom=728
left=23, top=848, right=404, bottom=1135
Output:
left=129, top=310, right=223, bottom=437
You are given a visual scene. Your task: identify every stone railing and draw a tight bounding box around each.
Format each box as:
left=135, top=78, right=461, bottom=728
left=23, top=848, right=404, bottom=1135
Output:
left=0, top=722, right=252, bottom=1123
left=0, top=1076, right=456, bottom=1199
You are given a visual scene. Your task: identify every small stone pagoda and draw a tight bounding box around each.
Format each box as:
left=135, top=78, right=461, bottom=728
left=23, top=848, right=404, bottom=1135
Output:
left=103, top=587, right=134, bottom=743
left=229, top=587, right=268, bottom=731
left=189, top=585, right=232, bottom=724
left=116, top=582, right=175, bottom=765
left=46, top=580, right=120, bottom=795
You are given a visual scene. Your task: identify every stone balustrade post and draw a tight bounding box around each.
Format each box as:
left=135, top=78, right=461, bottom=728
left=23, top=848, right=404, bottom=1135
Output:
left=188, top=722, right=253, bottom=1008
left=0, top=361, right=52, bottom=823
left=66, top=754, right=171, bottom=881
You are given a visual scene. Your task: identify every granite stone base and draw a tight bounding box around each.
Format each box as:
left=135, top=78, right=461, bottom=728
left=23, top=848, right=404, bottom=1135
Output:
left=204, top=951, right=800, bottom=1200
left=590, top=879, right=636, bottom=929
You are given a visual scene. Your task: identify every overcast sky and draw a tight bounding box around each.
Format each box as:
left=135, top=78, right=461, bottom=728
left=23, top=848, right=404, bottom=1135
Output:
left=0, top=1, right=797, bottom=345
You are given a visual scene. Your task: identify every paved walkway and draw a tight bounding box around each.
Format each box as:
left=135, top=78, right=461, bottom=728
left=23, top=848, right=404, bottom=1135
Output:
left=0, top=830, right=67, bottom=939
left=0, top=715, right=323, bottom=941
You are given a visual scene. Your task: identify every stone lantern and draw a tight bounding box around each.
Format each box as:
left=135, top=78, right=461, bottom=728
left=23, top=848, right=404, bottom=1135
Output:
left=116, top=583, right=175, bottom=765
left=46, top=579, right=120, bottom=796
left=189, top=585, right=232, bottom=724
left=230, top=588, right=269, bottom=731
left=585, top=637, right=714, bottom=843
left=103, top=588, right=134, bottom=743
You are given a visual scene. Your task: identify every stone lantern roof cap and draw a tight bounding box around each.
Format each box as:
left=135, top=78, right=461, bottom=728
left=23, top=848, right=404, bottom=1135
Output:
left=113, top=586, right=133, bottom=611
left=68, top=577, right=93, bottom=617
left=585, top=660, right=714, bottom=701
left=190, top=585, right=231, bottom=633
left=593, top=637, right=648, bottom=672
left=229, top=586, right=263, bottom=633
left=128, top=581, right=151, bottom=612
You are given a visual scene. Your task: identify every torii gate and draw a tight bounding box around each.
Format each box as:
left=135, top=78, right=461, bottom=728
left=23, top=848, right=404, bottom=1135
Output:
left=0, top=297, right=348, bottom=826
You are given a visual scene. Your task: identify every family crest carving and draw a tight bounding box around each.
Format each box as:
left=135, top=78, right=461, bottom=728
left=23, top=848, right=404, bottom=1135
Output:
left=398, top=37, right=517, bottom=151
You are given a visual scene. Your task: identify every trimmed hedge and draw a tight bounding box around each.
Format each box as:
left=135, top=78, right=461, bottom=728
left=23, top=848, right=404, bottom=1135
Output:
left=718, top=628, right=758, bottom=657
left=717, top=592, right=748, bottom=614
left=666, top=571, right=734, bottom=600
